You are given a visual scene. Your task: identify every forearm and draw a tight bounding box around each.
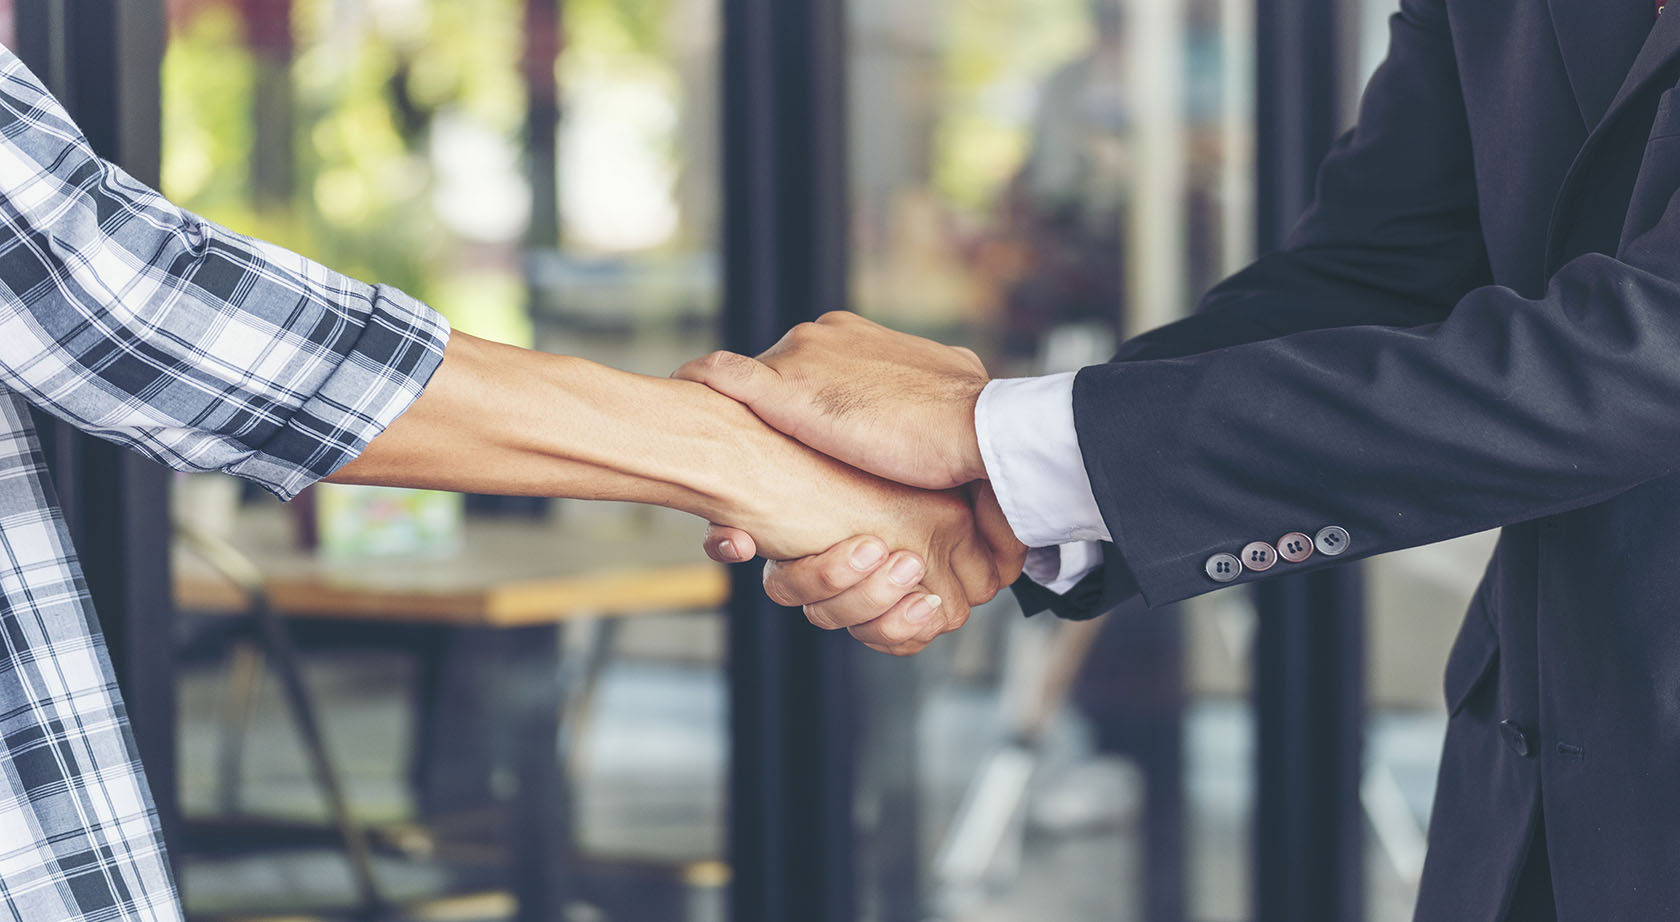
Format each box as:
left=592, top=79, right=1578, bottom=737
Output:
left=333, top=333, right=775, bottom=519
left=331, top=333, right=944, bottom=563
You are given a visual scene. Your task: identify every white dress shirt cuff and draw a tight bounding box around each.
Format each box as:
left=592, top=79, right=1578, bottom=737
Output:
left=976, top=373, right=1113, bottom=548
left=1023, top=541, right=1107, bottom=595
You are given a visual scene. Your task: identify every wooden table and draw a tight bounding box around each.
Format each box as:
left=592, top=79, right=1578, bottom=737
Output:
left=174, top=507, right=729, bottom=625
left=172, top=506, right=730, bottom=922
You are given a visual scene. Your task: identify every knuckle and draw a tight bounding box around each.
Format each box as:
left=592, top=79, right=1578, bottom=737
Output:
left=698, top=350, right=736, bottom=371
left=816, top=561, right=852, bottom=595
left=762, top=566, right=797, bottom=607
left=861, top=579, right=908, bottom=614
left=706, top=350, right=760, bottom=381
left=804, top=605, right=842, bottom=631
left=878, top=617, right=920, bottom=646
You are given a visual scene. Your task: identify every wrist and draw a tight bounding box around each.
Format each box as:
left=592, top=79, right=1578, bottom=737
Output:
left=955, top=377, right=988, bottom=483
left=511, top=356, right=775, bottom=517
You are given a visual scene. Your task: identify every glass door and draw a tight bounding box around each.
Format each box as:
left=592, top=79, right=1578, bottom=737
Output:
left=845, top=2, right=1260, bottom=919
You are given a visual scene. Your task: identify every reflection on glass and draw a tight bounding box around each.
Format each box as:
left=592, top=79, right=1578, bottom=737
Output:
left=164, top=2, right=726, bottom=919
left=848, top=1, right=1255, bottom=920
left=1339, top=4, right=1498, bottom=921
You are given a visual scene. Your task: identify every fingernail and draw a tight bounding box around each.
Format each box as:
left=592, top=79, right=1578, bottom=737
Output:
left=889, top=555, right=925, bottom=586
left=719, top=539, right=738, bottom=560
left=907, top=595, right=942, bottom=623
left=851, top=540, right=887, bottom=570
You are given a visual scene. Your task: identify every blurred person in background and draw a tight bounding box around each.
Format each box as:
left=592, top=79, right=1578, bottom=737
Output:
left=695, top=0, right=1680, bottom=917
left=994, top=0, right=1129, bottom=367
left=0, top=45, right=1023, bottom=921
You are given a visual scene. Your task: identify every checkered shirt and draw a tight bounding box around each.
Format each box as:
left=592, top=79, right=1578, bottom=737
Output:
left=0, top=45, right=450, bottom=921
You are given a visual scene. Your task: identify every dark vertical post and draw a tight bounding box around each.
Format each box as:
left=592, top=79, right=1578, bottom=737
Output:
left=237, top=0, right=295, bottom=207
left=14, top=0, right=179, bottom=866
left=721, top=0, right=856, bottom=921
left=523, top=0, right=562, bottom=251
left=1253, top=2, right=1366, bottom=920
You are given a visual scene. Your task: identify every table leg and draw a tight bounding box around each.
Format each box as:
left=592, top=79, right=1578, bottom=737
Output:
left=411, top=627, right=501, bottom=817
left=856, top=653, right=921, bottom=922
left=488, top=624, right=572, bottom=922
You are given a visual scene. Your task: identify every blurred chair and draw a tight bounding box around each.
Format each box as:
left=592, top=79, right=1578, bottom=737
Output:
left=176, top=522, right=388, bottom=918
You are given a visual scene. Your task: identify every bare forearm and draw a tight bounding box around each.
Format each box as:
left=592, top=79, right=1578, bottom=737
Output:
left=332, top=332, right=780, bottom=524
left=330, top=332, right=953, bottom=565
left=335, top=333, right=1010, bottom=638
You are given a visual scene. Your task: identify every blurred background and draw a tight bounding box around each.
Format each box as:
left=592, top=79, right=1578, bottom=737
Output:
left=0, top=0, right=1497, bottom=920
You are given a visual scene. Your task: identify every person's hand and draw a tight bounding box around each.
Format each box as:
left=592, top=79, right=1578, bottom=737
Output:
left=704, top=482, right=1027, bottom=655
left=673, top=311, right=991, bottom=490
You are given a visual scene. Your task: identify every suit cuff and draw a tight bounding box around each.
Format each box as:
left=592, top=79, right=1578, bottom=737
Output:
left=976, top=373, right=1112, bottom=547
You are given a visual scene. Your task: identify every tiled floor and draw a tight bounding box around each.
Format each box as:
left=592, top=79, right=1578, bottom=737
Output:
left=174, top=638, right=1445, bottom=922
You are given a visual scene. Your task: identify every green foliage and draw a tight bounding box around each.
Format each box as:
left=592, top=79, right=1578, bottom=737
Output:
left=161, top=5, right=258, bottom=229
left=934, top=0, right=1092, bottom=213
left=568, top=0, right=671, bottom=58
left=162, top=0, right=538, bottom=336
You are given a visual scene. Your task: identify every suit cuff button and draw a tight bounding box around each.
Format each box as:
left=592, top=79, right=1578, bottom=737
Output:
left=1277, top=533, right=1314, bottom=563
left=1500, top=719, right=1533, bottom=758
left=1241, top=541, right=1278, bottom=572
left=1205, top=553, right=1242, bottom=583
left=1315, top=526, right=1351, bottom=557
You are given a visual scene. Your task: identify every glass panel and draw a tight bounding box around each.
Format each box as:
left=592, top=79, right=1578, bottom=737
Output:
left=1344, top=3, right=1491, bottom=920
left=846, top=1, right=1257, bottom=918
left=163, top=1, right=726, bottom=918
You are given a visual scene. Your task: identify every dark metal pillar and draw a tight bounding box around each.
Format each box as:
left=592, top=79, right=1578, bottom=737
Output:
left=1253, top=2, right=1366, bottom=920
left=13, top=0, right=179, bottom=869
left=523, top=0, right=563, bottom=251
left=237, top=0, right=295, bottom=208
left=720, top=1, right=856, bottom=921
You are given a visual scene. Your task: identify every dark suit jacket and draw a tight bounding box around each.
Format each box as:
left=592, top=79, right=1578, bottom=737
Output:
left=1016, top=1, right=1680, bottom=918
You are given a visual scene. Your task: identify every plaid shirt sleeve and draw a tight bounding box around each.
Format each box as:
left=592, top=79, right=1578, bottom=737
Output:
left=0, top=47, right=450, bottom=501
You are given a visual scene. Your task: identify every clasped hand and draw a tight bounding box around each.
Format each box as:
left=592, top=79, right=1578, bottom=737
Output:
left=674, top=311, right=1028, bottom=656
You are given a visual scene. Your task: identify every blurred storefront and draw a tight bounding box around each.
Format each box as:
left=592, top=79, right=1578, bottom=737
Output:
left=0, top=1, right=1479, bottom=921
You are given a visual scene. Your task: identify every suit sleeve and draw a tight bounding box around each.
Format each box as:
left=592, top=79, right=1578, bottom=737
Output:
left=1069, top=1, right=1680, bottom=609
left=1015, top=0, right=1495, bottom=617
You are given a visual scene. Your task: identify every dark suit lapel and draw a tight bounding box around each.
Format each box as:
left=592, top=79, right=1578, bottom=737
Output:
left=1544, top=5, right=1680, bottom=269
left=1547, top=0, right=1655, bottom=128
left=1594, top=4, right=1680, bottom=134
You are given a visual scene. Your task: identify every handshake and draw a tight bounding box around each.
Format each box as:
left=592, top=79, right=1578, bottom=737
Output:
left=671, top=311, right=1030, bottom=657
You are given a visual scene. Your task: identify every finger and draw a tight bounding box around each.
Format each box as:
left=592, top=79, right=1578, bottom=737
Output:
left=950, top=535, right=1005, bottom=607
left=672, top=351, right=782, bottom=406
left=846, top=590, right=969, bottom=655
left=703, top=524, right=756, bottom=563
left=802, top=550, right=928, bottom=631
left=862, top=639, right=929, bottom=657
left=970, top=481, right=1027, bottom=585
left=815, top=310, right=869, bottom=327
left=760, top=535, right=891, bottom=608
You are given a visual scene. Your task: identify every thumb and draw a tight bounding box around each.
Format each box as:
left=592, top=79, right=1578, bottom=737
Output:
left=703, top=524, right=758, bottom=563
left=672, top=351, right=782, bottom=407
